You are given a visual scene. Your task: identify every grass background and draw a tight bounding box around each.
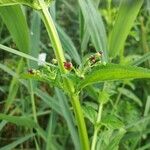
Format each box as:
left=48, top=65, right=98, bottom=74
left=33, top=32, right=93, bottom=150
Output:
left=0, top=0, right=150, bottom=149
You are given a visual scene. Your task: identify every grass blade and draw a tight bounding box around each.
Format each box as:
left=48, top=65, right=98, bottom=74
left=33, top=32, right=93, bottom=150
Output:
left=55, top=88, right=80, bottom=150
left=5, top=58, right=24, bottom=111
left=0, top=44, right=53, bottom=66
left=56, top=24, right=81, bottom=65
left=108, top=0, right=144, bottom=57
left=30, top=11, right=41, bottom=68
left=78, top=0, right=108, bottom=61
left=0, top=5, right=29, bottom=53
left=0, top=133, right=35, bottom=150
left=0, top=113, right=38, bottom=128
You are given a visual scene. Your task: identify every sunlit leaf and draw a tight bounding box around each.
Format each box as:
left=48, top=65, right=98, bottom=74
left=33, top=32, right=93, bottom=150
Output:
left=78, top=63, right=150, bottom=89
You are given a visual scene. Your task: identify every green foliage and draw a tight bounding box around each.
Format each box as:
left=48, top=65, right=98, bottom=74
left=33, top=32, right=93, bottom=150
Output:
left=78, top=0, right=108, bottom=61
left=0, top=113, right=38, bottom=128
left=0, top=0, right=53, bottom=9
left=109, top=0, right=144, bottom=57
left=0, top=134, right=35, bottom=150
left=78, top=63, right=150, bottom=89
left=0, top=5, right=29, bottom=53
left=0, top=0, right=150, bottom=149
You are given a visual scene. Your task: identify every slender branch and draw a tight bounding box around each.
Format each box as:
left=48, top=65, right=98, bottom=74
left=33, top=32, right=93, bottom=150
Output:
left=91, top=103, right=103, bottom=150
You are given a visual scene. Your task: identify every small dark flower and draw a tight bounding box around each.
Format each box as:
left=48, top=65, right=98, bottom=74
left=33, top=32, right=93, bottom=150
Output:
left=89, top=55, right=96, bottom=62
left=64, top=62, right=73, bottom=70
left=28, top=69, right=34, bottom=75
left=99, top=51, right=103, bottom=55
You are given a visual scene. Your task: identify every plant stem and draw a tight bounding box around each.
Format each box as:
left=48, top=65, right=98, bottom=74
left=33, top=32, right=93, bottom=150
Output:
left=38, top=0, right=66, bottom=73
left=91, top=103, right=103, bottom=150
left=71, top=94, right=90, bottom=150
left=38, top=1, right=90, bottom=149
left=29, top=79, right=38, bottom=123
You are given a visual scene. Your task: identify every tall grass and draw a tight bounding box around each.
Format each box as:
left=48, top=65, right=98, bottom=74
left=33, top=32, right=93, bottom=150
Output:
left=0, top=0, right=150, bottom=150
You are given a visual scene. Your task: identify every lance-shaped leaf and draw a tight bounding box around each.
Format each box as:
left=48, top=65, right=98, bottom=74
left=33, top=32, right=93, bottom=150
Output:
left=78, top=0, right=108, bottom=61
left=0, top=113, right=38, bottom=128
left=78, top=64, right=150, bottom=89
left=0, top=5, right=29, bottom=53
left=0, top=0, right=53, bottom=9
left=108, top=0, right=144, bottom=57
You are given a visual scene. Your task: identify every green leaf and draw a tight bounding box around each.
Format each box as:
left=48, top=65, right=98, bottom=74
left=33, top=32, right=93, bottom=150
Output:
left=35, top=89, right=61, bottom=115
left=109, top=0, right=143, bottom=57
left=98, top=90, right=110, bottom=104
left=0, top=113, right=38, bottom=128
left=82, top=105, right=97, bottom=124
left=0, top=113, right=47, bottom=141
left=5, top=58, right=24, bottom=112
left=56, top=24, right=81, bottom=65
left=0, top=133, right=34, bottom=150
left=78, top=63, right=150, bottom=89
left=102, top=115, right=124, bottom=129
left=78, top=0, right=108, bottom=61
left=0, top=0, right=53, bottom=9
left=55, top=88, right=80, bottom=150
left=29, top=11, right=41, bottom=68
left=0, top=5, right=29, bottom=53
left=105, top=128, right=126, bottom=150
left=0, top=44, right=53, bottom=67
left=118, top=87, right=142, bottom=107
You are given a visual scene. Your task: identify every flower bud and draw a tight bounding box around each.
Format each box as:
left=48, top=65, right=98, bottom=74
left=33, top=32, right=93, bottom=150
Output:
left=64, top=62, right=73, bottom=70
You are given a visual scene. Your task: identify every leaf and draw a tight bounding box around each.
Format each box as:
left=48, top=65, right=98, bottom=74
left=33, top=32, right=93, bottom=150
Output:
left=0, top=44, right=52, bottom=66
left=82, top=105, right=97, bottom=124
left=55, top=88, right=80, bottom=150
left=96, top=128, right=126, bottom=150
left=5, top=58, right=24, bottom=112
left=78, top=63, right=150, bottom=89
left=118, top=87, right=142, bottom=107
left=144, top=96, right=150, bottom=116
left=132, top=51, right=150, bottom=66
left=46, top=111, right=57, bottom=150
left=109, top=0, right=144, bottom=57
left=0, top=113, right=38, bottom=128
left=35, top=89, right=61, bottom=115
left=29, top=11, right=41, bottom=68
left=105, top=128, right=126, bottom=150
left=102, top=115, right=124, bottom=129
left=0, top=133, right=34, bottom=150
left=78, top=0, right=108, bottom=61
left=0, top=5, right=29, bottom=53
left=98, top=90, right=110, bottom=104
left=56, top=24, right=81, bottom=65
left=0, top=113, right=47, bottom=141
left=0, top=0, right=53, bottom=9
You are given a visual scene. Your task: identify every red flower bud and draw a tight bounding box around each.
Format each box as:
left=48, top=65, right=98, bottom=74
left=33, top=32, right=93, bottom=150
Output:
left=64, top=62, right=73, bottom=70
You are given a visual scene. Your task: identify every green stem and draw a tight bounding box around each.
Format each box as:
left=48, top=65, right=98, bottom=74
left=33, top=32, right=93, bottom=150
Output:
left=29, top=79, right=38, bottom=123
left=91, top=103, right=103, bottom=150
left=39, top=0, right=66, bottom=73
left=38, top=1, right=90, bottom=149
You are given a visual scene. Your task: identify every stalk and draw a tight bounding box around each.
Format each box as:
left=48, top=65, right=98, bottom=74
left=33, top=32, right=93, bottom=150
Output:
left=29, top=79, right=38, bottom=123
left=91, top=103, right=103, bottom=150
left=38, top=1, right=90, bottom=149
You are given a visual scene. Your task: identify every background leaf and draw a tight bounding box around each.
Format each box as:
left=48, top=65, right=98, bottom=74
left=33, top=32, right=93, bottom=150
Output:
left=108, top=0, right=144, bottom=57
left=0, top=5, right=29, bottom=53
